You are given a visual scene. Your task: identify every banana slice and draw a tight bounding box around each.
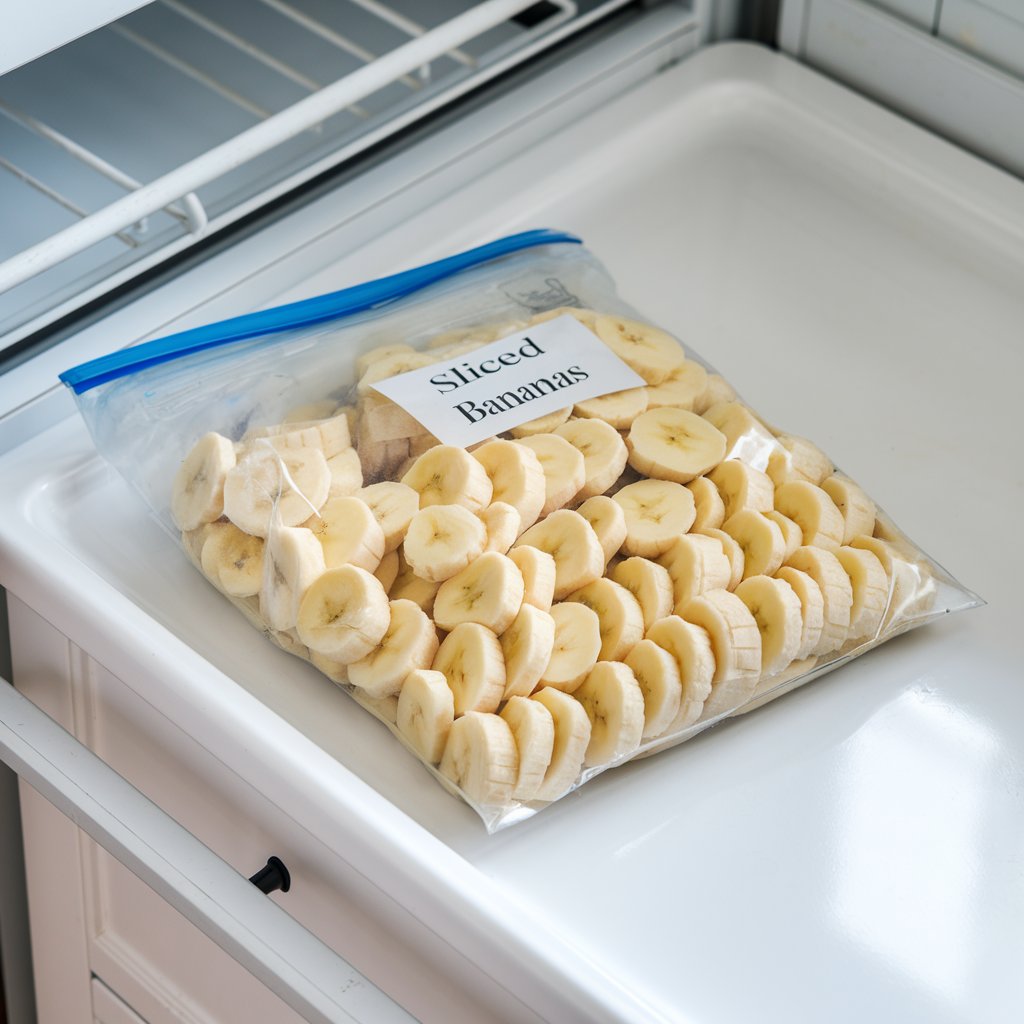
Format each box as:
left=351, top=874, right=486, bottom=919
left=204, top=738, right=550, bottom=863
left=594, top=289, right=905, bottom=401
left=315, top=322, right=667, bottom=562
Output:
left=357, top=436, right=410, bottom=484
left=181, top=524, right=214, bottom=571
left=507, top=546, right=556, bottom=612
left=357, top=482, right=419, bottom=553
left=733, top=575, right=803, bottom=677
left=765, top=509, right=803, bottom=560
left=257, top=414, right=352, bottom=460
left=389, top=550, right=441, bottom=613
left=199, top=522, right=264, bottom=597
left=593, top=315, right=685, bottom=385
left=784, top=547, right=853, bottom=655
left=693, top=373, right=737, bottom=415
left=766, top=434, right=833, bottom=487
left=774, top=566, right=825, bottom=660
left=374, top=549, right=400, bottom=592
left=573, top=387, right=648, bottom=428
left=575, top=662, right=645, bottom=766
left=432, top=622, right=506, bottom=715
left=326, top=448, right=364, bottom=498
left=307, top=496, right=385, bottom=572
left=643, top=359, right=708, bottom=411
left=680, top=590, right=761, bottom=718
left=822, top=475, right=876, bottom=544
left=396, top=668, right=455, bottom=765
left=480, top=502, right=521, bottom=554
left=508, top=407, right=573, bottom=438
left=540, top=602, right=602, bottom=692
left=357, top=393, right=426, bottom=445
left=835, top=546, right=888, bottom=640
left=656, top=534, right=732, bottom=613
left=613, top=479, right=697, bottom=558
left=609, top=556, right=674, bottom=632
left=350, top=689, right=399, bottom=725
left=698, top=528, right=744, bottom=590
left=576, top=495, right=627, bottom=564
left=357, top=350, right=435, bottom=395
left=434, top=551, right=524, bottom=634
left=403, top=504, right=487, bottom=582
left=439, top=712, right=517, bottom=807
left=296, top=563, right=390, bottom=662
left=775, top=481, right=844, bottom=551
left=309, top=650, right=350, bottom=686
left=553, top=419, right=629, bottom=499
left=223, top=446, right=330, bottom=538
left=708, top=459, right=774, bottom=521
left=514, top=508, right=605, bottom=600
left=501, top=604, right=557, bottom=699
left=566, top=577, right=644, bottom=662
left=722, top=510, right=786, bottom=580
left=500, top=696, right=555, bottom=803
left=348, top=598, right=439, bottom=698
left=401, top=445, right=493, bottom=512
left=530, top=687, right=592, bottom=802
left=514, top=434, right=585, bottom=515
left=701, top=402, right=777, bottom=470
left=627, top=408, right=727, bottom=484
left=645, top=615, right=715, bottom=730
left=281, top=400, right=339, bottom=424
left=260, top=525, right=326, bottom=631
left=472, top=440, right=546, bottom=532
left=849, top=535, right=927, bottom=625
left=172, top=432, right=237, bottom=531
left=623, top=639, right=683, bottom=739
left=686, top=475, right=726, bottom=532
left=355, top=343, right=415, bottom=379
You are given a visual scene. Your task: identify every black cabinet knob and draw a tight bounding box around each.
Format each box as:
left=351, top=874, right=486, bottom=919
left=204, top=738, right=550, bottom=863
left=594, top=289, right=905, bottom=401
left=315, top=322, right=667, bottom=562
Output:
left=249, top=856, right=291, bottom=894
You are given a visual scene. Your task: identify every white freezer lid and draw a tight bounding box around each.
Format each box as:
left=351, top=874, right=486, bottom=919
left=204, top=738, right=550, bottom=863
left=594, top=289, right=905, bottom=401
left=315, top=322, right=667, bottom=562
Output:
left=2, top=42, right=1023, bottom=1023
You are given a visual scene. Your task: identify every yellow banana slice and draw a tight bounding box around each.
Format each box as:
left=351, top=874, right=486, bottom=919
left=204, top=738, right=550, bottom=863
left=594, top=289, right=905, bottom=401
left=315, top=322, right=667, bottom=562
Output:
left=849, top=534, right=932, bottom=625
left=767, top=434, right=833, bottom=487
left=223, top=445, right=330, bottom=538
left=540, top=602, right=602, bottom=693
left=439, top=712, right=517, bottom=807
left=254, top=414, right=352, bottom=460
left=500, top=696, right=555, bottom=803
left=472, top=439, right=546, bottom=532
left=355, top=343, right=415, bottom=379
left=479, top=502, right=521, bottom=554
left=508, top=406, right=574, bottom=438
left=431, top=622, right=506, bottom=715
left=643, top=359, right=708, bottom=411
left=171, top=432, right=237, bottom=531
left=624, top=639, right=683, bottom=739
left=507, top=546, right=556, bottom=612
left=592, top=314, right=686, bottom=385
left=822, top=475, right=876, bottom=544
left=698, top=528, right=744, bottom=590
left=260, top=525, right=326, bottom=631
left=403, top=504, right=487, bottom=582
left=576, top=495, right=627, bottom=564
left=708, top=459, right=774, bottom=521
left=397, top=668, right=456, bottom=765
left=514, top=508, right=605, bottom=600
left=701, top=401, right=777, bottom=468
left=627, top=407, right=727, bottom=484
left=693, top=373, right=737, bottom=415
left=733, top=575, right=803, bottom=677
left=347, top=598, right=438, bottom=698
left=645, top=615, right=715, bottom=730
left=774, top=566, right=825, bottom=660
left=835, top=545, right=888, bottom=640
left=374, top=549, right=400, bottom=592
left=613, top=479, right=697, bottom=558
left=501, top=604, right=557, bottom=699
left=357, top=393, right=426, bottom=444
left=575, top=662, right=645, bottom=766
left=357, top=481, right=419, bottom=553
left=656, top=534, right=732, bottom=613
left=680, top=589, right=761, bottom=718
left=765, top=509, right=803, bottom=559
left=784, top=547, right=853, bottom=655
left=530, top=687, right=591, bottom=802
left=553, top=419, right=629, bottom=499
left=199, top=522, right=264, bottom=597
left=573, top=387, right=648, bottom=428
left=775, top=480, right=844, bottom=551
left=296, top=564, right=390, bottom=663
left=389, top=549, right=441, bottom=613
left=722, top=510, right=786, bottom=580
left=514, top=434, right=586, bottom=515
left=566, top=577, right=645, bottom=662
left=401, top=444, right=493, bottom=512
left=356, top=350, right=435, bottom=395
left=181, top=524, right=213, bottom=570
left=609, top=556, right=674, bottom=632
left=307, top=495, right=385, bottom=572
left=326, top=448, right=363, bottom=498
left=434, top=551, right=524, bottom=634
left=686, top=475, right=726, bottom=532
left=357, top=436, right=410, bottom=484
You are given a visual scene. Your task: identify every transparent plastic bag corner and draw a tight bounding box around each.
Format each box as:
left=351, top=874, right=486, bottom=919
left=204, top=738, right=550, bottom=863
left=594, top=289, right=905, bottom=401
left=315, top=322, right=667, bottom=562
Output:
left=63, top=235, right=981, bottom=835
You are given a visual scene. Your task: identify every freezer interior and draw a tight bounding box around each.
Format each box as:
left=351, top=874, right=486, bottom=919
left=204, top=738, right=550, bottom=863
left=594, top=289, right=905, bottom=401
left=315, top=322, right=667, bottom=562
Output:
left=3, top=41, right=1023, bottom=1024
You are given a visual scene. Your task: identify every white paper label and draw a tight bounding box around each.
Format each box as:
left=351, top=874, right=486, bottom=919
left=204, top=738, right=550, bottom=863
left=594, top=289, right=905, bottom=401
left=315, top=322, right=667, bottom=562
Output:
left=371, top=315, right=647, bottom=447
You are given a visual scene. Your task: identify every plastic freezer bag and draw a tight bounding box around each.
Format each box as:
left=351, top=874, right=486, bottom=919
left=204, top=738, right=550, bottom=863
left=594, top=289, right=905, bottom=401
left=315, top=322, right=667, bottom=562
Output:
left=61, top=229, right=980, bottom=831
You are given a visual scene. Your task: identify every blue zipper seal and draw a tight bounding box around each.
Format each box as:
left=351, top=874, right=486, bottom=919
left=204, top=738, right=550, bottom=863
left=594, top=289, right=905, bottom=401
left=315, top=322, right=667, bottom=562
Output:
left=60, top=228, right=582, bottom=395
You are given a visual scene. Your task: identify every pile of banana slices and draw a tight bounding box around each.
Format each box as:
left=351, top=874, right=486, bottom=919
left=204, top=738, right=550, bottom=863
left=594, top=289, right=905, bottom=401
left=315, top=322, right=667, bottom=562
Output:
left=171, top=308, right=934, bottom=816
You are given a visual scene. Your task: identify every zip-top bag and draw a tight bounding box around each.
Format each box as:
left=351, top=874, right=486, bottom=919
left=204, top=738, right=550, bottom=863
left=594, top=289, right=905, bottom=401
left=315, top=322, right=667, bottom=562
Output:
left=61, top=230, right=979, bottom=831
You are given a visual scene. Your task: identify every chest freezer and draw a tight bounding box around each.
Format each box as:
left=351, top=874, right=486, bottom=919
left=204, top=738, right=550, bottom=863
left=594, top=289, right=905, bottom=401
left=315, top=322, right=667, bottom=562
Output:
left=1, top=3, right=1023, bottom=1023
